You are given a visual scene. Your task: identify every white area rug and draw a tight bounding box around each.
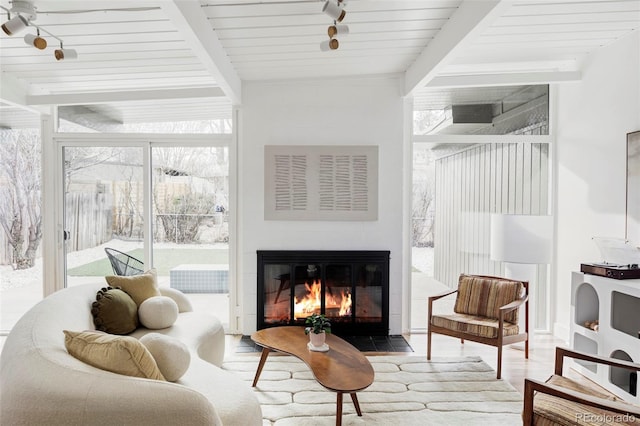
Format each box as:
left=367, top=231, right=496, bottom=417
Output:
left=223, top=354, right=523, bottom=425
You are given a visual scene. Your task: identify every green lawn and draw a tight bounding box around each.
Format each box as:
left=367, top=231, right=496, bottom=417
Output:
left=67, top=248, right=229, bottom=276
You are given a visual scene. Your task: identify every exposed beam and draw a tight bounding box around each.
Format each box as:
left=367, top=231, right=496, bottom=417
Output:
left=428, top=71, right=582, bottom=88
left=27, top=87, right=225, bottom=106
left=404, top=0, right=513, bottom=96
left=1, top=73, right=49, bottom=114
left=162, top=0, right=242, bottom=105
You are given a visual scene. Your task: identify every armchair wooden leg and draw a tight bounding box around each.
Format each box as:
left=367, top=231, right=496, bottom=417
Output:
left=522, top=379, right=534, bottom=425
left=497, top=345, right=503, bottom=379
left=427, top=329, right=432, bottom=360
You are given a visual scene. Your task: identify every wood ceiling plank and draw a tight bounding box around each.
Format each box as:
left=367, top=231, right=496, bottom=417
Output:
left=510, top=1, right=640, bottom=16
left=0, top=41, right=191, bottom=57
left=478, top=30, right=630, bottom=42
left=215, top=19, right=447, bottom=39
left=496, top=11, right=640, bottom=26
left=225, top=39, right=427, bottom=56
left=202, top=0, right=459, bottom=17
left=230, top=47, right=422, bottom=64
left=486, top=21, right=640, bottom=33
left=0, top=32, right=185, bottom=47
left=1, top=61, right=204, bottom=73
left=208, top=8, right=456, bottom=29
left=221, top=29, right=437, bottom=47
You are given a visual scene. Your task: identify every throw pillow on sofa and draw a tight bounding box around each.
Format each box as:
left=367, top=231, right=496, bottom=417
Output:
left=91, top=286, right=139, bottom=334
left=106, top=268, right=161, bottom=306
left=139, top=333, right=190, bottom=382
left=138, top=296, right=179, bottom=329
left=63, top=330, right=165, bottom=381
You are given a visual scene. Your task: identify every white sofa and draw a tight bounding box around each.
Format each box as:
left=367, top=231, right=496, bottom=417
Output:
left=0, top=282, right=262, bottom=426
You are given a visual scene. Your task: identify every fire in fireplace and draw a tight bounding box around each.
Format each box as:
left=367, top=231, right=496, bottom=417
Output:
left=257, top=250, right=390, bottom=336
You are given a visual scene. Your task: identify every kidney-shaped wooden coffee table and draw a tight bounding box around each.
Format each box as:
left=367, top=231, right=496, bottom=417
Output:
left=251, top=326, right=374, bottom=426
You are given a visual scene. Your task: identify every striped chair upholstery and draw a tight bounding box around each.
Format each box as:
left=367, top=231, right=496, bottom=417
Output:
left=431, top=313, right=520, bottom=339
left=523, top=347, right=640, bottom=425
left=532, top=375, right=636, bottom=425
left=454, top=274, right=523, bottom=324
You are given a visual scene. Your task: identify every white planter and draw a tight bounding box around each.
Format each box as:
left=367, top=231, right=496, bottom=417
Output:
left=309, top=331, right=326, bottom=348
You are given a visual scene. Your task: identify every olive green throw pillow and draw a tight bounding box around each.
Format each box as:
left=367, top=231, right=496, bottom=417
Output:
left=91, top=287, right=139, bottom=334
left=63, top=330, right=165, bottom=381
left=105, top=268, right=161, bottom=307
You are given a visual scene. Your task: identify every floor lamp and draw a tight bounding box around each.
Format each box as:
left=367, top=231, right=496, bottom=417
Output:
left=490, top=214, right=553, bottom=350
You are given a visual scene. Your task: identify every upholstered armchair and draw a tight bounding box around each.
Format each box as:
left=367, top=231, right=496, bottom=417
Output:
left=523, top=347, right=640, bottom=425
left=427, top=273, right=529, bottom=379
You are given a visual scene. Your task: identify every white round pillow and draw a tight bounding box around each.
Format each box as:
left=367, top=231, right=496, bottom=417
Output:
left=139, top=333, right=190, bottom=382
left=138, top=296, right=178, bottom=329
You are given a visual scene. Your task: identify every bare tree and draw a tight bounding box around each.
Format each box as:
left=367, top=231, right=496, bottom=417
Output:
left=0, top=129, right=41, bottom=269
left=412, top=184, right=434, bottom=247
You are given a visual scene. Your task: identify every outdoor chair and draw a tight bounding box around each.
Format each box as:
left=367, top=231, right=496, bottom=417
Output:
left=523, top=347, right=640, bottom=425
left=427, top=273, right=529, bottom=379
left=104, top=247, right=144, bottom=276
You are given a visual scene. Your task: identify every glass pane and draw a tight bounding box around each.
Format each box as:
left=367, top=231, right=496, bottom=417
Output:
left=325, top=264, right=352, bottom=322
left=293, top=264, right=322, bottom=320
left=0, top=126, right=43, bottom=332
left=152, top=146, right=229, bottom=327
left=413, top=85, right=549, bottom=136
left=412, top=145, right=435, bottom=275
left=64, top=146, right=144, bottom=287
left=355, top=264, right=382, bottom=322
left=263, top=264, right=291, bottom=325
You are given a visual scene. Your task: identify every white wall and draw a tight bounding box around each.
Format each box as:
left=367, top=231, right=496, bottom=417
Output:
left=238, top=76, right=406, bottom=335
left=554, top=32, right=640, bottom=340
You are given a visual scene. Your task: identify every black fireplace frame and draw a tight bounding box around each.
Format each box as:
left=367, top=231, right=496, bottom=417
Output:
left=257, top=250, right=390, bottom=336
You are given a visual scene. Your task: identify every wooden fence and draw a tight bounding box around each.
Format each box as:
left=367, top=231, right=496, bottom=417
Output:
left=65, top=192, right=113, bottom=252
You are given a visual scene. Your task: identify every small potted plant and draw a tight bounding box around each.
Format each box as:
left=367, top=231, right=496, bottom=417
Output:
left=304, top=313, right=331, bottom=349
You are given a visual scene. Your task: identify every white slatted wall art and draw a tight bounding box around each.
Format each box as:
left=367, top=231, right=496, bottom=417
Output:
left=433, top=142, right=549, bottom=329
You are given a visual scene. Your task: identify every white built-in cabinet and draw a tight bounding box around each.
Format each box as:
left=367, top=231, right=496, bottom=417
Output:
left=570, top=272, right=640, bottom=403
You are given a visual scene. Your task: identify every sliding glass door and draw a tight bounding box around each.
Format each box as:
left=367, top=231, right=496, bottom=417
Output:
left=61, top=140, right=230, bottom=330
left=63, top=146, right=145, bottom=287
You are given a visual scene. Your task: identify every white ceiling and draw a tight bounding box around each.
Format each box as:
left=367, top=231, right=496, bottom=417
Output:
left=0, top=0, right=639, bottom=127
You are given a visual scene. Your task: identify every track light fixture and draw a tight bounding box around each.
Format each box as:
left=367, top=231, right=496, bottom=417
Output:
left=1, top=2, right=79, bottom=61
left=322, top=0, right=345, bottom=22
left=320, top=0, right=349, bottom=51
left=2, top=14, right=28, bottom=35
left=54, top=42, right=77, bottom=61
left=320, top=39, right=339, bottom=51
left=24, top=28, right=46, bottom=49
left=327, top=24, right=349, bottom=38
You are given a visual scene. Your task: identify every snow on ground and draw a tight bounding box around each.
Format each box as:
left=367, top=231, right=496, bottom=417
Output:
left=0, top=239, right=228, bottom=291
left=412, top=246, right=434, bottom=275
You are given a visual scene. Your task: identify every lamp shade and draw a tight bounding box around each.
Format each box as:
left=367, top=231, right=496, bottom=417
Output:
left=490, top=214, right=552, bottom=264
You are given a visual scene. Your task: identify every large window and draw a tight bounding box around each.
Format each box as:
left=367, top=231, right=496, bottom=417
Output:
left=0, top=125, right=44, bottom=332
